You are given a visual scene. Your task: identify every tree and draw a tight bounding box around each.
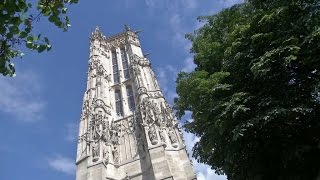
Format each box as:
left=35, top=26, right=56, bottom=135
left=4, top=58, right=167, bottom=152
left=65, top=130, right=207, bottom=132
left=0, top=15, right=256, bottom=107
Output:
left=0, top=0, right=78, bottom=76
left=175, top=0, right=320, bottom=179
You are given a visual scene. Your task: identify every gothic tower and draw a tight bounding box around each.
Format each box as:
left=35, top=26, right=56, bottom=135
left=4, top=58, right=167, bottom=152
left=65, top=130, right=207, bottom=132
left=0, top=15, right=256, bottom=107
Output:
left=76, top=26, right=196, bottom=180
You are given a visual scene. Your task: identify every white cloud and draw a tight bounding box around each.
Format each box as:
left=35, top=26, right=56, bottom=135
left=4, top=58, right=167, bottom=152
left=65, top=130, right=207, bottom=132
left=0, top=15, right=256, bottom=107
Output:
left=64, top=123, right=79, bottom=142
left=48, top=155, right=75, bottom=175
left=182, top=57, right=196, bottom=72
left=155, top=65, right=178, bottom=103
left=0, top=70, right=45, bottom=122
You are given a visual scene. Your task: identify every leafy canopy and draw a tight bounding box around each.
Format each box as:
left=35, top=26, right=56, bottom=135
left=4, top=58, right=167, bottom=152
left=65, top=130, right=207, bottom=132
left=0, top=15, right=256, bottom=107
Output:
left=175, top=0, right=320, bottom=179
left=0, top=0, right=78, bottom=76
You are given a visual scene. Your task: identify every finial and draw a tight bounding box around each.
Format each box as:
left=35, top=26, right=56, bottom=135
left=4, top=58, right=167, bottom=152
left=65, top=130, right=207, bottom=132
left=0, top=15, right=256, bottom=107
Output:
left=91, top=26, right=103, bottom=40
left=124, top=24, right=131, bottom=31
left=94, top=26, right=100, bottom=32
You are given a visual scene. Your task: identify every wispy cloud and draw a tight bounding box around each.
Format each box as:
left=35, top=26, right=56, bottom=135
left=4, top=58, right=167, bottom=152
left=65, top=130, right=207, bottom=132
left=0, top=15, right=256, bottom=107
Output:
left=63, top=123, right=79, bottom=142
left=182, top=0, right=198, bottom=9
left=144, top=0, right=198, bottom=10
left=48, top=155, right=75, bottom=175
left=169, top=13, right=191, bottom=51
left=156, top=65, right=178, bottom=103
left=0, top=70, right=45, bottom=122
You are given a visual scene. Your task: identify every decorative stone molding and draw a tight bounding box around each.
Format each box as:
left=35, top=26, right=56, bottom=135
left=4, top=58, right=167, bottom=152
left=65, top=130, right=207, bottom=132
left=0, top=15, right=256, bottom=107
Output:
left=92, top=98, right=111, bottom=115
left=130, top=54, right=150, bottom=67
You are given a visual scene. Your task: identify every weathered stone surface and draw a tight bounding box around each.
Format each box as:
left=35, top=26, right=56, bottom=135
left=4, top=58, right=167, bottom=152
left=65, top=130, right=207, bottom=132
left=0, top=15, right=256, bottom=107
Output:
left=75, top=26, right=196, bottom=180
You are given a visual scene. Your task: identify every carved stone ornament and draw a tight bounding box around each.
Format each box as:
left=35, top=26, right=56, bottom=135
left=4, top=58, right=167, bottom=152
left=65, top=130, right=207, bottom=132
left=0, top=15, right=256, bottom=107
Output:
left=110, top=122, right=120, bottom=145
left=131, top=65, right=141, bottom=76
left=90, top=27, right=104, bottom=42
left=92, top=98, right=111, bottom=115
left=97, top=65, right=106, bottom=76
left=147, top=90, right=163, bottom=99
left=148, top=125, right=158, bottom=145
left=168, top=128, right=178, bottom=148
left=89, top=56, right=101, bottom=71
left=137, top=87, right=147, bottom=95
left=81, top=100, right=90, bottom=120
left=78, top=132, right=90, bottom=156
left=90, top=63, right=111, bottom=82
left=140, top=98, right=164, bottom=127
left=108, top=37, right=126, bottom=48
left=102, top=144, right=109, bottom=165
left=130, top=54, right=150, bottom=67
left=159, top=128, right=166, bottom=143
left=112, top=145, right=119, bottom=164
left=127, top=34, right=141, bottom=47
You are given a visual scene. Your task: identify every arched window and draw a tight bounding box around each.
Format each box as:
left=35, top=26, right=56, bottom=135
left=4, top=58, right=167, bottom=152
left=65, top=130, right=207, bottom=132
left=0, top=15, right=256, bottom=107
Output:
left=112, top=50, right=120, bottom=84
left=121, top=47, right=130, bottom=79
left=115, top=89, right=123, bottom=116
left=126, top=85, right=135, bottom=111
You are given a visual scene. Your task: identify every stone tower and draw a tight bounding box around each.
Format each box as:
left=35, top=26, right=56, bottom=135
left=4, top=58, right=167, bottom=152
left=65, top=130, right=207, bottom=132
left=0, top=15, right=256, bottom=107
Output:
left=76, top=26, right=196, bottom=180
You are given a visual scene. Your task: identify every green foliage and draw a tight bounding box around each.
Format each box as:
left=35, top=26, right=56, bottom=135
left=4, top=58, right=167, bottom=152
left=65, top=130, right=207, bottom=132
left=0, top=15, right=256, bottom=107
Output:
left=175, top=1, right=320, bottom=179
left=0, top=0, right=78, bottom=76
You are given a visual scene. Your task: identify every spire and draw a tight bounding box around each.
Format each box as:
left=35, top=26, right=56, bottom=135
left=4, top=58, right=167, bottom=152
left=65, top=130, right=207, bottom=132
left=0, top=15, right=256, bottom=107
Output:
left=91, top=26, right=104, bottom=41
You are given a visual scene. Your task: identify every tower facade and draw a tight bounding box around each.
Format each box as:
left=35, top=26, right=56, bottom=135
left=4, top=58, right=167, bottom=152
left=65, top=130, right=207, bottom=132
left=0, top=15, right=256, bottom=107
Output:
left=76, top=26, right=196, bottom=180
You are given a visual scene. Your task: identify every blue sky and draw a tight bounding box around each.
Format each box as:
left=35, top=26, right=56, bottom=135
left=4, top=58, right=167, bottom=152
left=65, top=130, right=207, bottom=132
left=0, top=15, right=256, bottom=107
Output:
left=0, top=1, right=242, bottom=179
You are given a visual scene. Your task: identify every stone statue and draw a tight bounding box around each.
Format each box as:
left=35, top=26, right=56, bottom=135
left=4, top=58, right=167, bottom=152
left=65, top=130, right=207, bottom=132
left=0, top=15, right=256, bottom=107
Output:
left=168, top=129, right=177, bottom=144
left=112, top=145, right=119, bottom=164
left=92, top=141, right=100, bottom=162
left=102, top=145, right=109, bottom=165
left=148, top=125, right=158, bottom=145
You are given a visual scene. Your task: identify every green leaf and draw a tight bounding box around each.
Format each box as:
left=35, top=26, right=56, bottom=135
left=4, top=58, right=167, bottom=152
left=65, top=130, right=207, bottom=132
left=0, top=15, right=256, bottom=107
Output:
left=26, top=36, right=33, bottom=42
left=26, top=41, right=33, bottom=49
left=0, top=26, right=6, bottom=34
left=44, top=37, right=50, bottom=44
left=37, top=45, right=47, bottom=53
left=62, top=7, right=68, bottom=14
left=9, top=25, right=19, bottom=35
left=19, top=31, right=28, bottom=38
left=47, top=44, right=52, bottom=51
left=0, top=0, right=79, bottom=77
left=6, top=32, right=13, bottom=39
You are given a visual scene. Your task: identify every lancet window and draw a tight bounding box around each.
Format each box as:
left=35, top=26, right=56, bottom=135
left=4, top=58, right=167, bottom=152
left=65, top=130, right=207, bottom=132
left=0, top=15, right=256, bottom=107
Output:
left=115, top=89, right=123, bottom=116
left=112, top=50, right=120, bottom=84
left=126, top=85, right=135, bottom=111
left=121, top=47, right=130, bottom=79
